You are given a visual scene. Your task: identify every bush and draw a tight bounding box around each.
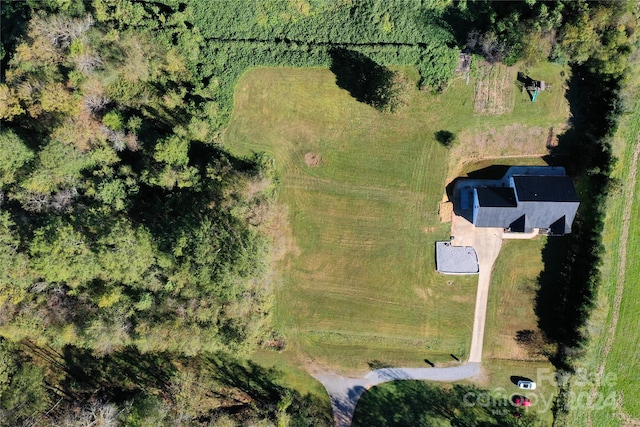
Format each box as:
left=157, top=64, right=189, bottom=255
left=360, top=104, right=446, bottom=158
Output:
left=434, top=130, right=456, bottom=147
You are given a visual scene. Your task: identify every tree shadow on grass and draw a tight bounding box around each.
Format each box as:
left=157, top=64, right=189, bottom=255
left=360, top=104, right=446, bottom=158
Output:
left=368, top=360, right=393, bottom=370
left=329, top=48, right=394, bottom=111
left=203, top=354, right=333, bottom=426
left=352, top=381, right=535, bottom=426
left=534, top=66, right=616, bottom=370
left=435, top=130, right=456, bottom=147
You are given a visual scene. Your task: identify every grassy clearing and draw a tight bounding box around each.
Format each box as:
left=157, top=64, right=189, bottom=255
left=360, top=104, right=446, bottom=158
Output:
left=225, top=62, right=569, bottom=376
left=226, top=67, right=477, bottom=374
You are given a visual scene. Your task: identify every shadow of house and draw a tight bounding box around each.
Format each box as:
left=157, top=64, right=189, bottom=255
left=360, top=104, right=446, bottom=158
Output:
left=329, top=48, right=394, bottom=110
left=466, top=165, right=512, bottom=180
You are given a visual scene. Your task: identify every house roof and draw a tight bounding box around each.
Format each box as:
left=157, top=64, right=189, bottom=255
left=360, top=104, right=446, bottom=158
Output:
left=512, top=175, right=579, bottom=202
left=472, top=173, right=580, bottom=234
left=476, top=187, right=517, bottom=207
left=474, top=201, right=579, bottom=233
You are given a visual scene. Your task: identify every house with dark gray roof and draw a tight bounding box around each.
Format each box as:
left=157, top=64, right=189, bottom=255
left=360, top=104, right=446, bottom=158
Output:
left=471, top=172, right=579, bottom=235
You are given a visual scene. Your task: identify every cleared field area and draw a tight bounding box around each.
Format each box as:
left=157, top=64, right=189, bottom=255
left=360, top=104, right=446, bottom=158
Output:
left=224, top=63, right=570, bottom=374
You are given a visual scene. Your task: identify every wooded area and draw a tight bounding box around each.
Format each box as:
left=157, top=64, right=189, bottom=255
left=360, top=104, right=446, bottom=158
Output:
left=0, top=0, right=637, bottom=425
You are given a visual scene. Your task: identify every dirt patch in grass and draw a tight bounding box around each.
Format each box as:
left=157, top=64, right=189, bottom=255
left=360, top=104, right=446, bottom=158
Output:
left=266, top=204, right=300, bottom=263
left=438, top=201, right=453, bottom=223
left=460, top=124, right=554, bottom=155
left=474, top=63, right=515, bottom=115
left=304, top=152, right=322, bottom=167
left=446, top=123, right=564, bottom=182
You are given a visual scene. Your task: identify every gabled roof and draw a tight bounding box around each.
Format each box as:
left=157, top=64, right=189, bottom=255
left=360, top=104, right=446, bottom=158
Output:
left=471, top=172, right=580, bottom=234
left=512, top=175, right=579, bottom=202
left=476, top=187, right=517, bottom=207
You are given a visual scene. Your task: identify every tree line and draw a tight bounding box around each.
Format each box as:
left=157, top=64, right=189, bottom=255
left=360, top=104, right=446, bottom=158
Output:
left=0, top=0, right=309, bottom=424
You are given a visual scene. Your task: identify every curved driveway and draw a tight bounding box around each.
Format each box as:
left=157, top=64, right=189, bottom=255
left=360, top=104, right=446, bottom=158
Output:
left=315, top=363, right=481, bottom=427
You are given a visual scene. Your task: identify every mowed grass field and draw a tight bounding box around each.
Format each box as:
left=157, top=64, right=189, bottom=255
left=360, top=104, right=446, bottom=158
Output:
left=603, top=110, right=640, bottom=423
left=224, top=63, right=569, bottom=374
left=225, top=67, right=476, bottom=372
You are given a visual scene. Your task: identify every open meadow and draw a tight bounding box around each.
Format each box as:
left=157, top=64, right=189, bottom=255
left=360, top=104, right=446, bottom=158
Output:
left=224, top=62, right=569, bottom=378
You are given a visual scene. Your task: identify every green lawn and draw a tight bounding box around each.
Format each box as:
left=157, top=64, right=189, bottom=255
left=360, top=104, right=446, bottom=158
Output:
left=606, top=132, right=640, bottom=421
left=485, top=239, right=549, bottom=361
left=224, top=63, right=569, bottom=375
left=478, top=238, right=556, bottom=425
left=225, top=67, right=477, bottom=373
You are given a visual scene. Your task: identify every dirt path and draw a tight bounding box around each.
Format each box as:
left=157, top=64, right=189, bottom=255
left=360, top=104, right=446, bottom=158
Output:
left=587, top=133, right=640, bottom=426
left=315, top=363, right=481, bottom=427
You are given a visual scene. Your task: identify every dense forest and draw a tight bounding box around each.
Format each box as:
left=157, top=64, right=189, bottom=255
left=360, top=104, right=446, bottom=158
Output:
left=0, top=0, right=637, bottom=425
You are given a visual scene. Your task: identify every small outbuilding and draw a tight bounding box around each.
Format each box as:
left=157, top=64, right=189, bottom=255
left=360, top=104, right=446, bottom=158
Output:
left=435, top=242, right=479, bottom=274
